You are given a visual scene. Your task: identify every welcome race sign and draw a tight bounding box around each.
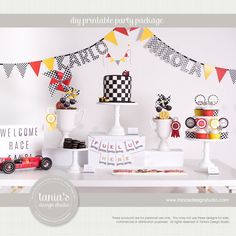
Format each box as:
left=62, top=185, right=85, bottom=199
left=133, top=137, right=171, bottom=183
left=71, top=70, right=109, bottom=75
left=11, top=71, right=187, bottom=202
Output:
left=0, top=125, right=43, bottom=159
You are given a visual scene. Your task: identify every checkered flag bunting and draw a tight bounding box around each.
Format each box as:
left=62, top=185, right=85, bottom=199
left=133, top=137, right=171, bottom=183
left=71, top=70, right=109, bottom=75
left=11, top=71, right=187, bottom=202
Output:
left=229, top=69, right=236, bottom=84
left=3, top=64, right=15, bottom=78
left=16, top=63, right=28, bottom=78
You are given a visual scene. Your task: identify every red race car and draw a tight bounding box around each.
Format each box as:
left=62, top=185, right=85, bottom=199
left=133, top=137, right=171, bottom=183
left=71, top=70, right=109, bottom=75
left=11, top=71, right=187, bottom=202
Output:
left=0, top=156, right=52, bottom=174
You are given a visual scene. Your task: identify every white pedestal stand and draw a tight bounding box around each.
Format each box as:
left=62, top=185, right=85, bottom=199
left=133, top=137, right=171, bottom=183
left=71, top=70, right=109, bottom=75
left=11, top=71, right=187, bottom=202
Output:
left=67, top=149, right=88, bottom=173
left=43, top=146, right=88, bottom=174
left=97, top=102, right=137, bottom=136
left=186, top=138, right=227, bottom=172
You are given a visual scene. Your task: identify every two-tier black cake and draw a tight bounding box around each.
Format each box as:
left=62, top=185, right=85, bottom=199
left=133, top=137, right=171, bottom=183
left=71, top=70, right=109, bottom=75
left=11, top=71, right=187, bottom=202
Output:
left=101, top=71, right=132, bottom=103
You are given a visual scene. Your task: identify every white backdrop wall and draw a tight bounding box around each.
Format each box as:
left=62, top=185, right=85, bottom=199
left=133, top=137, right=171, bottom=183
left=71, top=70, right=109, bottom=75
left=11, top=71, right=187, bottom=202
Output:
left=0, top=28, right=235, bottom=167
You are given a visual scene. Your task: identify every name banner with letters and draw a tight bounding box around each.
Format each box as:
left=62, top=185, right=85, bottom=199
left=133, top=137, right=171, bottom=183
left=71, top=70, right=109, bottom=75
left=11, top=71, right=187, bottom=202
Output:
left=0, top=125, right=43, bottom=159
left=90, top=137, right=144, bottom=154
left=89, top=136, right=145, bottom=166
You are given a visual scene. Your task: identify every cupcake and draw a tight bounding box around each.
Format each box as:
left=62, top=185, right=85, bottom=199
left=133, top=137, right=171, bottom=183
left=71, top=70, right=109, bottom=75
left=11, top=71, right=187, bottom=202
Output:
left=209, top=129, right=221, bottom=139
left=196, top=129, right=208, bottom=139
left=202, top=105, right=219, bottom=117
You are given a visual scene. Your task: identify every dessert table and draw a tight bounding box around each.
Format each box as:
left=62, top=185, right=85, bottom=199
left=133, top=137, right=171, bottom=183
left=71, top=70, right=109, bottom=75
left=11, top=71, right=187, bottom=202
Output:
left=0, top=160, right=236, bottom=193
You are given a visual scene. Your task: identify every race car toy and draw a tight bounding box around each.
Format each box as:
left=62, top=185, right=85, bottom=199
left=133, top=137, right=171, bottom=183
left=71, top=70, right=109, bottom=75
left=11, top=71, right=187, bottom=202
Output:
left=0, top=156, right=52, bottom=174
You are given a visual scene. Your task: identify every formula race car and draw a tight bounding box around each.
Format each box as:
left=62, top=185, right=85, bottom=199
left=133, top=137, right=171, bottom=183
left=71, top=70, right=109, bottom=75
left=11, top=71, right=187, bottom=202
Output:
left=0, top=156, right=52, bottom=174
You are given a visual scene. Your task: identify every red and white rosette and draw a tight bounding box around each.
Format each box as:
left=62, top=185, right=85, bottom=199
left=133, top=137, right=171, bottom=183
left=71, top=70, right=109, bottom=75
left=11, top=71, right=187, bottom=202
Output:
left=196, top=118, right=207, bottom=129
left=171, top=120, right=181, bottom=138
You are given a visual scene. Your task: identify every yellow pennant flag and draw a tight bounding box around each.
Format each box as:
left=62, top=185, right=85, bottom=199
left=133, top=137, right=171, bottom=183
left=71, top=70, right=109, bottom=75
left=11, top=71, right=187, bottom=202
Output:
left=104, top=31, right=118, bottom=46
left=43, top=57, right=55, bottom=70
left=204, top=64, right=215, bottom=80
left=110, top=57, right=115, bottom=63
left=120, top=57, right=126, bottom=62
left=140, top=28, right=154, bottom=41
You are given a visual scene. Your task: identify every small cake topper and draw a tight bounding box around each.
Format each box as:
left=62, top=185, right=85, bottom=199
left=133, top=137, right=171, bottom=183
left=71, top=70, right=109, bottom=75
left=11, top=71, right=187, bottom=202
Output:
left=209, top=119, right=220, bottom=129
left=122, top=70, right=130, bottom=76
left=195, top=94, right=219, bottom=106
left=185, top=117, right=196, bottom=129
left=219, top=118, right=229, bottom=129
left=155, top=94, right=172, bottom=113
left=196, top=118, right=207, bottom=129
left=208, top=95, right=219, bottom=105
left=195, top=94, right=206, bottom=105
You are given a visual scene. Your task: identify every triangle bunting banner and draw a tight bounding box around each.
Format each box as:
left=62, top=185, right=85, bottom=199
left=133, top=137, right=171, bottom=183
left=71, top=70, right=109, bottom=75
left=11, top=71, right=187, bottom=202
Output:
left=3, top=64, right=15, bottom=78
left=215, top=67, right=228, bottom=82
left=204, top=64, right=215, bottom=80
left=140, top=28, right=154, bottom=41
left=229, top=69, right=236, bottom=84
left=16, top=63, right=28, bottom=78
left=114, top=27, right=129, bottom=36
left=129, top=27, right=139, bottom=32
left=29, top=61, right=42, bottom=76
left=43, top=57, right=55, bottom=70
left=104, top=31, right=118, bottom=46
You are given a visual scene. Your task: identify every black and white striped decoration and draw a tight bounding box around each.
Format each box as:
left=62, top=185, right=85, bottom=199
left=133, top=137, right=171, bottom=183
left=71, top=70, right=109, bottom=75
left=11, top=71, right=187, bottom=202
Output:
left=103, top=75, right=132, bottom=102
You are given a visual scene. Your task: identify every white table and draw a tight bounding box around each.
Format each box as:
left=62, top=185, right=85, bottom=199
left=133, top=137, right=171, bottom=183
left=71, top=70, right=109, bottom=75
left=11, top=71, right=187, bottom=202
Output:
left=0, top=160, right=236, bottom=193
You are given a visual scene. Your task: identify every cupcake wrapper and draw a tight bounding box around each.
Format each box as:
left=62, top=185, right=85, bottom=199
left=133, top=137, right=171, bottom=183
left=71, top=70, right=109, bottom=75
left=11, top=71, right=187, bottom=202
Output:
left=186, top=131, right=196, bottom=139
left=220, top=132, right=228, bottom=139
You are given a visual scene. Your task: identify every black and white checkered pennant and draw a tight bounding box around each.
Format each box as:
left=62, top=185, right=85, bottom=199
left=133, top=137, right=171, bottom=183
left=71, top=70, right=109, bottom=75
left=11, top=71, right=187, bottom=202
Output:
left=3, top=64, right=15, bottom=78
left=16, top=63, right=28, bottom=78
left=63, top=86, right=80, bottom=99
left=55, top=55, right=66, bottom=70
left=229, top=69, right=236, bottom=84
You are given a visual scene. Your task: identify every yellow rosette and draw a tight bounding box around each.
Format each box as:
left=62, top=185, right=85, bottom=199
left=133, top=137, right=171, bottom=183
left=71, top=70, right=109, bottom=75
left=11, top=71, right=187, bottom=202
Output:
left=46, top=113, right=57, bottom=130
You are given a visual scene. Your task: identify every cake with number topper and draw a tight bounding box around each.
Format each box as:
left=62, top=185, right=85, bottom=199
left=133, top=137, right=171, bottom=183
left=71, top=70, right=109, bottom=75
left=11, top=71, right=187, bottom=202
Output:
left=99, top=70, right=133, bottom=103
left=185, top=94, right=229, bottom=140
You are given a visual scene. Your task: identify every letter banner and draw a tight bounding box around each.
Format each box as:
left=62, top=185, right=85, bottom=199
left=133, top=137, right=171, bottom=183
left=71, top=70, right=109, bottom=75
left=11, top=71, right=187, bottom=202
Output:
left=89, top=137, right=144, bottom=155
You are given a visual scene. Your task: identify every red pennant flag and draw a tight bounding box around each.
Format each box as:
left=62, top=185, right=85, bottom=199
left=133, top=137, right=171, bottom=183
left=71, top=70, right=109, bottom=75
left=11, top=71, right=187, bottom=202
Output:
left=129, top=27, right=138, bottom=32
left=106, top=53, right=111, bottom=58
left=124, top=52, right=128, bottom=58
left=114, top=27, right=129, bottom=36
left=215, top=67, right=228, bottom=82
left=29, top=61, right=42, bottom=76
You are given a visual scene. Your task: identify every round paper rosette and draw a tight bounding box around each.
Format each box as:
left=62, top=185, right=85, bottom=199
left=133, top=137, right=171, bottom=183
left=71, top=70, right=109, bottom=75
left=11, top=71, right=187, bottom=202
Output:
left=196, top=118, right=207, bottom=129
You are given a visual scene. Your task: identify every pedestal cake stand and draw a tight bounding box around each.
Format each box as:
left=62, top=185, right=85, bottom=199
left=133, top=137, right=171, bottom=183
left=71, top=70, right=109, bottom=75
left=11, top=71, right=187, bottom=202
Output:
left=97, top=102, right=137, bottom=135
left=186, top=138, right=227, bottom=172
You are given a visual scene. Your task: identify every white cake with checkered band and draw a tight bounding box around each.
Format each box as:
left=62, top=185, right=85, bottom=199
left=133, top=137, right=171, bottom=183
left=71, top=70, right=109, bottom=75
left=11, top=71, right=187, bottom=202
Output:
left=185, top=95, right=229, bottom=140
left=99, top=71, right=133, bottom=103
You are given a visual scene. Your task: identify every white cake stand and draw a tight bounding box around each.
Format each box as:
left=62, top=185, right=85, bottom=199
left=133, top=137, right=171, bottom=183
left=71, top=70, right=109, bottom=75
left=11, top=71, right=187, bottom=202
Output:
left=97, top=102, right=137, bottom=135
left=186, top=138, right=227, bottom=172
